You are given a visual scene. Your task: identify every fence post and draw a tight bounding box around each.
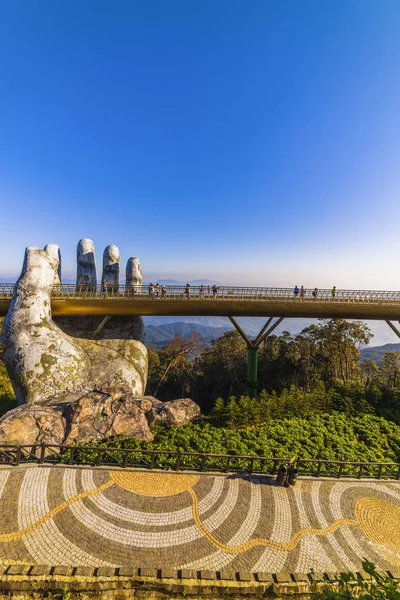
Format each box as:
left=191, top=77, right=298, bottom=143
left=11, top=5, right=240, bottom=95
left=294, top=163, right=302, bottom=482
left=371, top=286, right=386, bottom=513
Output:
left=96, top=449, right=103, bottom=466
left=122, top=451, right=129, bottom=468
left=175, top=452, right=181, bottom=471
left=39, top=443, right=46, bottom=464
left=200, top=455, right=207, bottom=472
left=15, top=446, right=21, bottom=466
left=68, top=448, right=75, bottom=465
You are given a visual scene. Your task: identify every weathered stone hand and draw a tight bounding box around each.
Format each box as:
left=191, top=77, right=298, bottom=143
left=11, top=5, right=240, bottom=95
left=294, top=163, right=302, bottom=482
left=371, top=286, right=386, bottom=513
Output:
left=1, top=243, right=148, bottom=406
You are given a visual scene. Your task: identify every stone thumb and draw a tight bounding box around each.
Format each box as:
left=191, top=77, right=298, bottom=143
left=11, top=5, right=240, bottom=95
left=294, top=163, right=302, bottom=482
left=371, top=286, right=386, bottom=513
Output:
left=7, top=246, right=58, bottom=325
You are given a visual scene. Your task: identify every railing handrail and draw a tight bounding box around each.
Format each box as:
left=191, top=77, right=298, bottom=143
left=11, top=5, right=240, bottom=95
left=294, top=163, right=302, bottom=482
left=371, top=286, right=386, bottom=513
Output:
left=2, top=283, right=400, bottom=305
left=1, top=443, right=399, bottom=480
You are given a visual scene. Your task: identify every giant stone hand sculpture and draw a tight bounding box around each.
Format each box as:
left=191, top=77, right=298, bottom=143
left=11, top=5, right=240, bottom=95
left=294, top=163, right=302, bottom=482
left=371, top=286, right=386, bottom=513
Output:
left=1, top=240, right=148, bottom=406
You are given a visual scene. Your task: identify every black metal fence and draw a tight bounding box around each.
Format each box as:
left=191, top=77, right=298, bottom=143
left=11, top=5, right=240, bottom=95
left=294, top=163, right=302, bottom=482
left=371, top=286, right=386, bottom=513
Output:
left=1, top=443, right=399, bottom=480
left=2, top=283, right=400, bottom=303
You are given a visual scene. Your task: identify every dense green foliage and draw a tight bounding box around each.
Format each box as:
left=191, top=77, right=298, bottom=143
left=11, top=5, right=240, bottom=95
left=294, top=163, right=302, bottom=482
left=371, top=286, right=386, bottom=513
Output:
left=73, top=412, right=400, bottom=463
left=314, top=561, right=400, bottom=600
left=210, top=383, right=400, bottom=427
left=146, top=320, right=400, bottom=423
left=0, top=361, right=16, bottom=417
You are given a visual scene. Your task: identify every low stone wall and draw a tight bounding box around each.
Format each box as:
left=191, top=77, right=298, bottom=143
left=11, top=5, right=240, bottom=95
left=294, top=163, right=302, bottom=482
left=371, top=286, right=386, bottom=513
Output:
left=0, top=565, right=399, bottom=599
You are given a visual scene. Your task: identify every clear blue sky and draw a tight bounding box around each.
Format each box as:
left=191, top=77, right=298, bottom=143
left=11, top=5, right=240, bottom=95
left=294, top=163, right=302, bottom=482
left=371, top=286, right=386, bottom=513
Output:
left=1, top=0, right=399, bottom=288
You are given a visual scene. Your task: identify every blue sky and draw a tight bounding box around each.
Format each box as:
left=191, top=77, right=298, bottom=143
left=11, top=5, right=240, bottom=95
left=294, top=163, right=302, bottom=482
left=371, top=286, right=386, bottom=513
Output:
left=1, top=0, right=400, bottom=289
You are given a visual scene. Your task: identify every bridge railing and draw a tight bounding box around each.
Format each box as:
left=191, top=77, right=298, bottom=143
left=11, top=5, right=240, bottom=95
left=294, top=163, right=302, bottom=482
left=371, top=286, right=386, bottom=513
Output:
left=1, top=443, right=399, bottom=479
left=2, top=283, right=400, bottom=303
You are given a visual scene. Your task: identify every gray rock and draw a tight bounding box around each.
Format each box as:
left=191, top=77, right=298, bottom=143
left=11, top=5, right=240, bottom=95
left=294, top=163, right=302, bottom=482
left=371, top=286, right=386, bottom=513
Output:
left=1, top=246, right=147, bottom=405
left=147, top=398, right=201, bottom=428
left=63, top=391, right=153, bottom=444
left=0, top=404, right=65, bottom=446
left=0, top=392, right=201, bottom=447
left=77, top=238, right=97, bottom=288
left=102, top=244, right=120, bottom=291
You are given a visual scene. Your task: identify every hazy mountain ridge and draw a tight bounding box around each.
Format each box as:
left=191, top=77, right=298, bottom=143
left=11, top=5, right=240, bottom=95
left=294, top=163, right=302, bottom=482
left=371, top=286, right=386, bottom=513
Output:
left=360, top=343, right=400, bottom=365
left=146, top=322, right=231, bottom=347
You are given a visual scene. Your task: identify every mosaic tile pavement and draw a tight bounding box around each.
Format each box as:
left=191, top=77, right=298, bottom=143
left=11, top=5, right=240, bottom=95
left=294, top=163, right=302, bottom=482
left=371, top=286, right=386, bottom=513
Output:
left=1, top=466, right=400, bottom=573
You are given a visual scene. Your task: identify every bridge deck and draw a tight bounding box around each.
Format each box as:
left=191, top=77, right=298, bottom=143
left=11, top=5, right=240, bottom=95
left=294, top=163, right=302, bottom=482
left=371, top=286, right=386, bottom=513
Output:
left=1, top=284, right=400, bottom=319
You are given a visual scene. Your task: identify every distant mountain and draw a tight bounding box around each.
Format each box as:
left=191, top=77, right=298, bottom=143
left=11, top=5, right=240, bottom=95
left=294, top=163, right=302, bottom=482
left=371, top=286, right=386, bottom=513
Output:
left=144, top=316, right=317, bottom=345
left=154, top=279, right=219, bottom=286
left=145, top=322, right=230, bottom=347
left=360, top=343, right=400, bottom=365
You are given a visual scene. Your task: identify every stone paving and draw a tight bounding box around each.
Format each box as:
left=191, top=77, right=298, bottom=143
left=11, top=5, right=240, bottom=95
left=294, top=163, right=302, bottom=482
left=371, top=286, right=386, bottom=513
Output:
left=0, top=465, right=400, bottom=573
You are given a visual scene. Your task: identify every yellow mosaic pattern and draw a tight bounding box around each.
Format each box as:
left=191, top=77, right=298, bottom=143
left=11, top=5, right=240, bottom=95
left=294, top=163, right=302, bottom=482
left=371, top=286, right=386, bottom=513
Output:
left=0, top=480, right=113, bottom=543
left=110, top=471, right=200, bottom=496
left=188, top=487, right=357, bottom=554
left=355, top=497, right=400, bottom=566
left=2, top=469, right=400, bottom=571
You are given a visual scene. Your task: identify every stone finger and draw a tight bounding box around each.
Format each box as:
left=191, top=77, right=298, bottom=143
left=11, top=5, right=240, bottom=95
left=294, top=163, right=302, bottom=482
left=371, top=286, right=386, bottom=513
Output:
left=102, top=244, right=120, bottom=291
left=77, top=238, right=97, bottom=289
left=44, top=244, right=61, bottom=285
left=126, top=257, right=142, bottom=291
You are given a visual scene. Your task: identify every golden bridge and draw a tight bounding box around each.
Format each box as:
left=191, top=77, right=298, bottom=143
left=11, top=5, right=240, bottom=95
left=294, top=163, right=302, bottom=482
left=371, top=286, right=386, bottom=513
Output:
left=2, top=283, right=400, bottom=396
left=1, top=283, right=400, bottom=320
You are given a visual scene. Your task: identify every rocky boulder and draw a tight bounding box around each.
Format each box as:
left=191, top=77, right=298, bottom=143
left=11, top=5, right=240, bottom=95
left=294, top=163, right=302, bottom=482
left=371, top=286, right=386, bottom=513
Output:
left=148, top=398, right=201, bottom=427
left=0, top=391, right=200, bottom=448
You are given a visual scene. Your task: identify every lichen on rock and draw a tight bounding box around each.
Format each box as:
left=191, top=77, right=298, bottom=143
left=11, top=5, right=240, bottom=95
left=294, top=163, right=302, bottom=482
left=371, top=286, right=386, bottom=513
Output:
left=0, top=244, right=148, bottom=406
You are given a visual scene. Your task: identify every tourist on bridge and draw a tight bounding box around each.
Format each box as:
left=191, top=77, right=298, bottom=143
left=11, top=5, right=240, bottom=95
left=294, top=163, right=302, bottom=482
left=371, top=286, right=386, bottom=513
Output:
left=102, top=283, right=107, bottom=299
left=208, top=285, right=211, bottom=296
left=312, top=287, right=318, bottom=300
left=300, top=286, right=305, bottom=298
left=331, top=286, right=337, bottom=299
left=155, top=283, right=160, bottom=297
left=294, top=285, right=299, bottom=297
left=149, top=283, right=155, bottom=299
left=212, top=284, right=218, bottom=298
left=185, top=283, right=191, bottom=299
left=161, top=285, right=167, bottom=298
left=200, top=284, right=205, bottom=299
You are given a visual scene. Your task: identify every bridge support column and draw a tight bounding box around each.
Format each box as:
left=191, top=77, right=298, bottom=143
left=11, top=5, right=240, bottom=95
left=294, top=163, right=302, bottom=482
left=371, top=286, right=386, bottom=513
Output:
left=247, top=346, right=259, bottom=398
left=386, top=320, right=400, bottom=338
left=228, top=316, right=284, bottom=398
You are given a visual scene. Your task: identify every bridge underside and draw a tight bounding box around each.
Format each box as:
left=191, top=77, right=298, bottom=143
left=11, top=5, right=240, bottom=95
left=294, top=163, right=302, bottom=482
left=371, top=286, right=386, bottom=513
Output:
left=1, top=298, right=400, bottom=319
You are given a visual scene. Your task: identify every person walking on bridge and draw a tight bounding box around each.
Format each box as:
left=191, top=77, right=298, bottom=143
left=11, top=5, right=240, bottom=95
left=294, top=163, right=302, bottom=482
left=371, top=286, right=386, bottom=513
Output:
left=294, top=285, right=299, bottom=298
left=300, top=285, right=305, bottom=299
left=312, top=287, right=318, bottom=300
left=102, top=282, right=107, bottom=300
left=149, top=283, right=155, bottom=300
left=185, top=283, right=191, bottom=299
left=331, top=286, right=337, bottom=300
left=200, top=284, right=205, bottom=299
left=212, top=284, right=218, bottom=298
left=161, top=285, right=167, bottom=298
